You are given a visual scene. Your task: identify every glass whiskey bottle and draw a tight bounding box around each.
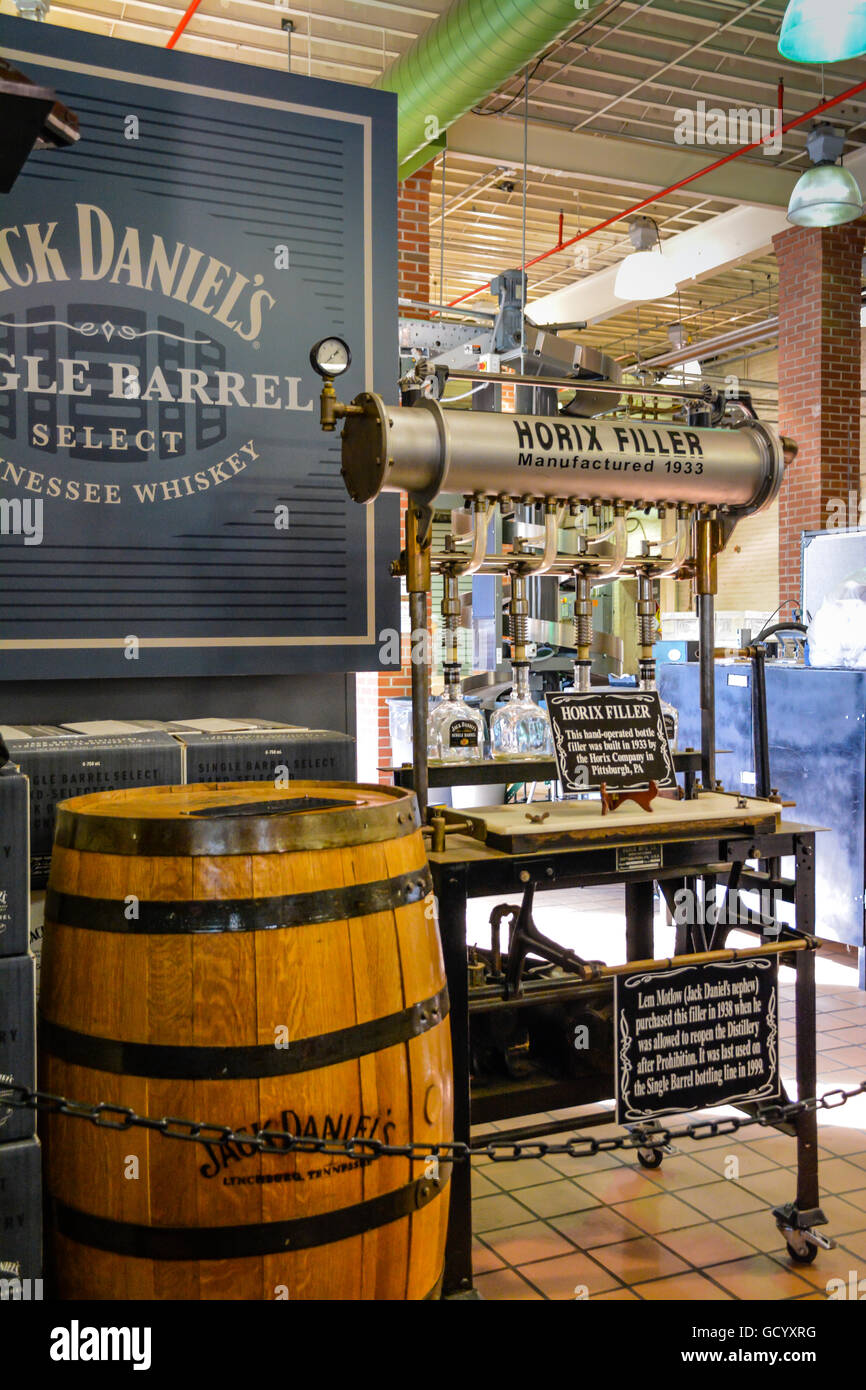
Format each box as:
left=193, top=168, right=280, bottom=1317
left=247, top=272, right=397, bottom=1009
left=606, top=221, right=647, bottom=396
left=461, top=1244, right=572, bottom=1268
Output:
left=427, top=671, right=486, bottom=763
left=490, top=665, right=554, bottom=759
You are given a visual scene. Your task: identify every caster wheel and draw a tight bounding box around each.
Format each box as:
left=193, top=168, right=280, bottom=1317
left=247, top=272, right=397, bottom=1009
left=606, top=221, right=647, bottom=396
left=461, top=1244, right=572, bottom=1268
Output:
left=785, top=1238, right=818, bottom=1265
left=637, top=1147, right=663, bottom=1169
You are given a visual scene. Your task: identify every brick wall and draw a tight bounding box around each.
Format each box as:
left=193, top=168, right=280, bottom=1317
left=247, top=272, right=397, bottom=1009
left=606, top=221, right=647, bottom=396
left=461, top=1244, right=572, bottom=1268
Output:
left=714, top=346, right=781, bottom=617
left=773, top=220, right=866, bottom=611
left=861, top=326, right=866, bottom=513
left=398, top=166, right=433, bottom=311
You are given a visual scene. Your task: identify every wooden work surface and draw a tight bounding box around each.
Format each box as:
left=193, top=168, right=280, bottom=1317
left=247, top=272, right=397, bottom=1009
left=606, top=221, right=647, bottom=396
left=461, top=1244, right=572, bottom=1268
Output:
left=442, top=792, right=781, bottom=855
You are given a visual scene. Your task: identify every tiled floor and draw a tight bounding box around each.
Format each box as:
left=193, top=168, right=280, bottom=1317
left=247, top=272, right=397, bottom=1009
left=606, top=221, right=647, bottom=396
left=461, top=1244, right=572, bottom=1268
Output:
left=467, top=886, right=866, bottom=1301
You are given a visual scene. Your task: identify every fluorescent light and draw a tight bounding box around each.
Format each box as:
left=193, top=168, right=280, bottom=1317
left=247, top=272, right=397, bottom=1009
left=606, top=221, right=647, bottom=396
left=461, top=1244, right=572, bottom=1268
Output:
left=614, top=216, right=677, bottom=302
left=779, top=0, right=866, bottom=63
left=614, top=250, right=677, bottom=301
left=660, top=359, right=702, bottom=384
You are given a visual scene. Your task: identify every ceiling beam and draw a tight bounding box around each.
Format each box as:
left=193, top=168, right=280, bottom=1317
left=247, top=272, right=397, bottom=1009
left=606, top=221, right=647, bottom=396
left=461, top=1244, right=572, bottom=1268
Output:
left=528, top=205, right=789, bottom=326
left=447, top=113, right=799, bottom=210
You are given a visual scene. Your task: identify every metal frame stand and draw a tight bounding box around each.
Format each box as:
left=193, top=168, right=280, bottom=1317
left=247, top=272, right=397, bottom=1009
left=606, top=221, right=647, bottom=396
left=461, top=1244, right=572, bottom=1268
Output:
left=433, top=823, right=824, bottom=1297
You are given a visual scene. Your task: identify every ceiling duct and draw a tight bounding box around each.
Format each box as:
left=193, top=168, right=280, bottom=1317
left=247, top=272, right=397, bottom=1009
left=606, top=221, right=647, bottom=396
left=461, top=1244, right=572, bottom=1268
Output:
left=375, top=0, right=609, bottom=178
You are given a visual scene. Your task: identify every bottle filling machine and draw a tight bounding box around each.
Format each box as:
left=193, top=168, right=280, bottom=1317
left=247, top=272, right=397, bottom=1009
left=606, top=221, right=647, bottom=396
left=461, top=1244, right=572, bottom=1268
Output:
left=312, top=336, right=829, bottom=1294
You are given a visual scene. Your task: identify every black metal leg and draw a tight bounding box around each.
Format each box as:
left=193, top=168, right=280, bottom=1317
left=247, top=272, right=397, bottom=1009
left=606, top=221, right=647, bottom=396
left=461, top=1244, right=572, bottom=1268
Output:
left=658, top=877, right=687, bottom=953
left=698, top=591, right=716, bottom=791
left=793, top=835, right=820, bottom=1213
left=679, top=875, right=698, bottom=954
left=436, top=865, right=474, bottom=1297
left=625, top=880, right=655, bottom=961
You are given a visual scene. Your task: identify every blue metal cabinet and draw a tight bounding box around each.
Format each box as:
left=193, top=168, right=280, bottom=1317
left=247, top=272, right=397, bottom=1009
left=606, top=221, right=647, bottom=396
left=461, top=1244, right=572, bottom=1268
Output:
left=659, top=663, right=866, bottom=951
left=658, top=663, right=754, bottom=796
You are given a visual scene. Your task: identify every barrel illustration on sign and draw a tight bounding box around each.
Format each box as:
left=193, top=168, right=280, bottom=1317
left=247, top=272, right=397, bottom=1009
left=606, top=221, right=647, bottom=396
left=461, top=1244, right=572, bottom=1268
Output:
left=0, top=21, right=398, bottom=678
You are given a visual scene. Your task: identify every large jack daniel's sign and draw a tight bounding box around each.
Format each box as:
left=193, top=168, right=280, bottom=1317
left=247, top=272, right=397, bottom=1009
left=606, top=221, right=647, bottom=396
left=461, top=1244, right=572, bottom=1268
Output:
left=0, top=18, right=399, bottom=678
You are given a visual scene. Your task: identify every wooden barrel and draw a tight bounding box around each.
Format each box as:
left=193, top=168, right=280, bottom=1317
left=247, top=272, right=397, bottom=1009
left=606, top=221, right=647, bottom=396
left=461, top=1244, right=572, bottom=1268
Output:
left=40, top=781, right=452, bottom=1301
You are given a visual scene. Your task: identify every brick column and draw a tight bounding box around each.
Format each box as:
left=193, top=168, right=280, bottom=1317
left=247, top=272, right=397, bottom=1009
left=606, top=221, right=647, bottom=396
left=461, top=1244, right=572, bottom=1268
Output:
left=361, top=165, right=435, bottom=782
left=398, top=166, right=434, bottom=314
left=773, top=220, right=866, bottom=611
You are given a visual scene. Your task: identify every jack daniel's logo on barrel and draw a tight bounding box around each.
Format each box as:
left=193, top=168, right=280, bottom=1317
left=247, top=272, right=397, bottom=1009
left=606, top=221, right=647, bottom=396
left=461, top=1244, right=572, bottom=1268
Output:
left=199, top=1109, right=397, bottom=1183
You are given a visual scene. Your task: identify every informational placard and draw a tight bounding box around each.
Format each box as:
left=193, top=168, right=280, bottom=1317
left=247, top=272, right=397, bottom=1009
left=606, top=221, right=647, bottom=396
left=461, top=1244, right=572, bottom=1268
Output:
left=546, top=690, right=676, bottom=793
left=0, top=17, right=399, bottom=679
left=616, top=843, right=663, bottom=873
left=614, top=957, right=779, bottom=1123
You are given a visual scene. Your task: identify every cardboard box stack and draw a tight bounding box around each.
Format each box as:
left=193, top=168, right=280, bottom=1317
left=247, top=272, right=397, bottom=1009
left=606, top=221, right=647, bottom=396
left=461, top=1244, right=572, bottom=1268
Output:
left=0, top=717, right=355, bottom=1297
left=4, top=720, right=355, bottom=1003
left=0, top=739, right=41, bottom=1299
left=1, top=724, right=184, bottom=891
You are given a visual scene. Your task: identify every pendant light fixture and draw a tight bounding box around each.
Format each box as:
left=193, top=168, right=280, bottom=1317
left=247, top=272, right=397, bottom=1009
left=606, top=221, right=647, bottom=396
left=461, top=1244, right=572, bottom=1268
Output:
left=659, top=323, right=702, bottom=384
left=779, top=0, right=866, bottom=64
left=614, top=217, right=677, bottom=302
left=787, top=124, right=864, bottom=227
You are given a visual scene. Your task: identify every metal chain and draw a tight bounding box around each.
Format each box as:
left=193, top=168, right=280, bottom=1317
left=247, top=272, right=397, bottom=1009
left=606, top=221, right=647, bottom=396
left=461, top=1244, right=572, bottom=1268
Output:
left=3, top=1080, right=866, bottom=1163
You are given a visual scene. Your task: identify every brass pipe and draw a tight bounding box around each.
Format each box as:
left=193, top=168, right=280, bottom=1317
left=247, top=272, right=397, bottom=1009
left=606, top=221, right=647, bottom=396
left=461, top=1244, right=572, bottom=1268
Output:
left=544, top=935, right=817, bottom=986
left=695, top=515, right=718, bottom=597
left=319, top=381, right=363, bottom=432
left=601, top=935, right=817, bottom=980
left=406, top=504, right=431, bottom=595
left=406, top=505, right=432, bottom=825
left=423, top=815, right=475, bottom=854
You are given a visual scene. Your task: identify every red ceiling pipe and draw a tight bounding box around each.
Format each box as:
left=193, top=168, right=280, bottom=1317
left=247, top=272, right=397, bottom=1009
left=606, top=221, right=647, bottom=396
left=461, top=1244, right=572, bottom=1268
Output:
left=166, top=0, right=203, bottom=50
left=446, top=75, right=866, bottom=309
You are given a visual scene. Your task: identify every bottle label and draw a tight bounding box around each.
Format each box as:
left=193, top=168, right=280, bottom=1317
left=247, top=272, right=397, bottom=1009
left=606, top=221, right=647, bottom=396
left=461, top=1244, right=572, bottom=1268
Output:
left=663, top=712, right=676, bottom=743
left=449, top=720, right=479, bottom=749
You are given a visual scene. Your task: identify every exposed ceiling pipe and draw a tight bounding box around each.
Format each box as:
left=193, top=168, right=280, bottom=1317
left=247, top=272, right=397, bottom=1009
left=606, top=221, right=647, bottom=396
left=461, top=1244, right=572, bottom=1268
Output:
left=374, top=0, right=611, bottom=178
left=166, top=0, right=203, bottom=50
left=638, top=317, right=780, bottom=370
left=446, top=74, right=866, bottom=310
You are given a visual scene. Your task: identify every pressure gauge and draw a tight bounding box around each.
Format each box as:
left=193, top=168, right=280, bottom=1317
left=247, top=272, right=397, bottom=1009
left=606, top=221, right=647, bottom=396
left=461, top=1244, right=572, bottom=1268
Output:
left=310, top=337, right=351, bottom=378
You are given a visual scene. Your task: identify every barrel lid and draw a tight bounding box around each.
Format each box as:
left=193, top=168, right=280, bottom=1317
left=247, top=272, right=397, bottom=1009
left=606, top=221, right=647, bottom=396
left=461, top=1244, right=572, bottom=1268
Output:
left=53, top=780, right=420, bottom=856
